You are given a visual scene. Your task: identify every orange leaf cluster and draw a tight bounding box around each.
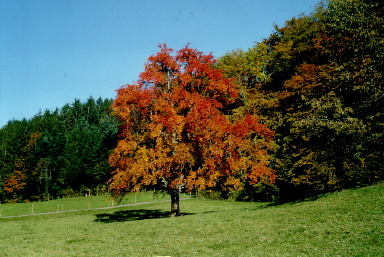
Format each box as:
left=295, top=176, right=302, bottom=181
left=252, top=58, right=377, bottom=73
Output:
left=109, top=44, right=275, bottom=195
left=4, top=170, right=27, bottom=194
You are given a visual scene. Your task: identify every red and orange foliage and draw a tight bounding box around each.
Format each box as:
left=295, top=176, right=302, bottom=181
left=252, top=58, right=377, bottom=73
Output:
left=4, top=132, right=41, bottom=199
left=108, top=44, right=275, bottom=199
left=4, top=170, right=27, bottom=194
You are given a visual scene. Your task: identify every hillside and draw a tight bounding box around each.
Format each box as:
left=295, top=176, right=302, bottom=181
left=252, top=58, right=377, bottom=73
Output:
left=0, top=182, right=382, bottom=256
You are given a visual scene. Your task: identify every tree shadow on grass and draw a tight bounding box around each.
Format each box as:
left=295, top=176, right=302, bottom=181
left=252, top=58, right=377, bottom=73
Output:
left=267, top=193, right=327, bottom=207
left=94, top=209, right=193, bottom=223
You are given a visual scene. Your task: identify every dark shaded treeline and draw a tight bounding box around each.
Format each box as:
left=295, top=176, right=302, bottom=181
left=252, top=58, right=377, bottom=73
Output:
left=217, top=0, right=383, bottom=201
left=0, top=97, right=118, bottom=202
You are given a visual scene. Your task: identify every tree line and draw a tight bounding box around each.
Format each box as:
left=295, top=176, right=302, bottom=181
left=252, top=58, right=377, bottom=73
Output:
left=1, top=0, right=382, bottom=204
left=0, top=97, right=118, bottom=202
left=217, top=0, right=383, bottom=201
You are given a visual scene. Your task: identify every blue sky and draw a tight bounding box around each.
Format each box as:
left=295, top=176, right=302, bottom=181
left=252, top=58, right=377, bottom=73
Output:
left=0, top=0, right=320, bottom=128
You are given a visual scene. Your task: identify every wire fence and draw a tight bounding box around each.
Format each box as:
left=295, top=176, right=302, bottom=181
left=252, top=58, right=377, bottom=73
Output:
left=0, top=192, right=191, bottom=219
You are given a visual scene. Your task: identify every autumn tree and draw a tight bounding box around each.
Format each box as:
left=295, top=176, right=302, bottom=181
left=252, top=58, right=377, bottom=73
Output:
left=108, top=44, right=275, bottom=216
left=264, top=0, right=384, bottom=198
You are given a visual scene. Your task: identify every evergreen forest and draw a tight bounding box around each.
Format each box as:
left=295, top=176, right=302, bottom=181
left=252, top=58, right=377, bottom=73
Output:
left=1, top=0, right=383, bottom=203
left=0, top=97, right=118, bottom=202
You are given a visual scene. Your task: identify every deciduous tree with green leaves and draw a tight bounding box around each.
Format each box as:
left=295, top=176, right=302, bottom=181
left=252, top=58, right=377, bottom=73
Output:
left=218, top=0, right=383, bottom=200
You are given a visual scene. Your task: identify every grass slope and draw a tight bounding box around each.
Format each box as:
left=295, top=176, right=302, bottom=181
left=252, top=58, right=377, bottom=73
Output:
left=0, top=183, right=383, bottom=257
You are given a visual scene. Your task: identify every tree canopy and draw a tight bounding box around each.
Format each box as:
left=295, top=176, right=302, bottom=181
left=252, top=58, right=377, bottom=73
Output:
left=108, top=44, right=275, bottom=215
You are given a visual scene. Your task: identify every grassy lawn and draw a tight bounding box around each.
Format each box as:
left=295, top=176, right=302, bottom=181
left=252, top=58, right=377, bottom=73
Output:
left=0, top=183, right=383, bottom=257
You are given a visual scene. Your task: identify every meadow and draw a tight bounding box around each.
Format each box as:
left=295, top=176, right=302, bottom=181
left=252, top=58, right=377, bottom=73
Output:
left=0, top=183, right=383, bottom=257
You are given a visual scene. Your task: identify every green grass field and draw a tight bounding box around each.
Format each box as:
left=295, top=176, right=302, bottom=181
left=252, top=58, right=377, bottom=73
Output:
left=0, top=183, right=383, bottom=257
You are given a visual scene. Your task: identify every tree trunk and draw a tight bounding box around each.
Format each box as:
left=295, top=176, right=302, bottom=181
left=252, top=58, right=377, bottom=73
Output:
left=169, top=188, right=180, bottom=217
